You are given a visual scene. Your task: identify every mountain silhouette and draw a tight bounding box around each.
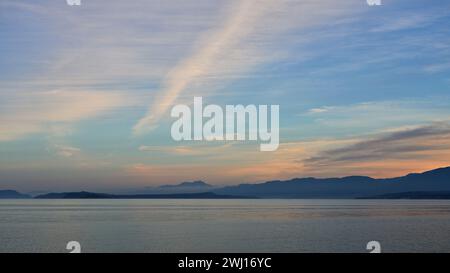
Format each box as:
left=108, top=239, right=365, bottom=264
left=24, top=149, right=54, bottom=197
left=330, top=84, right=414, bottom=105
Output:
left=130, top=180, right=214, bottom=194
left=358, top=191, right=450, bottom=199
left=0, top=190, right=31, bottom=199
left=158, top=180, right=212, bottom=189
left=3, top=166, right=450, bottom=199
left=34, top=191, right=251, bottom=199
left=213, top=166, right=450, bottom=198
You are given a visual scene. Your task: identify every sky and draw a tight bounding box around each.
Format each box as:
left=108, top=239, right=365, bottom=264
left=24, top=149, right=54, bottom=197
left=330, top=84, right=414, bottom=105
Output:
left=1, top=0, right=450, bottom=192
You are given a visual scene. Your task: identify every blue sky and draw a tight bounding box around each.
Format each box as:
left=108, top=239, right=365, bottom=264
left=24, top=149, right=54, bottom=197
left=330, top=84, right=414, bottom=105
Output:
left=1, top=0, right=450, bottom=192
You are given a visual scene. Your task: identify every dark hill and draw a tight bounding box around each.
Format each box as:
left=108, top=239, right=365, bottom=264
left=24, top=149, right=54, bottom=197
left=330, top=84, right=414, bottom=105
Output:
left=214, top=166, right=450, bottom=198
left=35, top=191, right=253, bottom=199
left=0, top=190, right=31, bottom=199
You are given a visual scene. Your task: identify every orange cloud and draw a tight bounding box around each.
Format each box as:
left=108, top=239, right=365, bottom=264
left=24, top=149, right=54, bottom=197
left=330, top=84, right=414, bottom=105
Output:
left=128, top=123, right=450, bottom=184
left=0, top=90, right=128, bottom=141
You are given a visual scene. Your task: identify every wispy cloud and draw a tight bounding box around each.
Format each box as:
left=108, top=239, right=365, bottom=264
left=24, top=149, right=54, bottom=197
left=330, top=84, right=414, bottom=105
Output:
left=303, top=122, right=450, bottom=178
left=369, top=12, right=443, bottom=33
left=138, top=143, right=234, bottom=156
left=302, top=98, right=450, bottom=137
left=51, top=144, right=81, bottom=158
left=307, top=107, right=333, bottom=114
left=130, top=138, right=355, bottom=184
left=0, top=90, right=127, bottom=141
left=132, top=0, right=278, bottom=134
left=424, top=62, right=450, bottom=74
left=132, top=0, right=361, bottom=135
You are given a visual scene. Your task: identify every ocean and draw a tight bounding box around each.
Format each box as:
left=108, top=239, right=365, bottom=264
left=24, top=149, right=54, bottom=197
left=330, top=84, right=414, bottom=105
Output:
left=0, top=199, right=449, bottom=253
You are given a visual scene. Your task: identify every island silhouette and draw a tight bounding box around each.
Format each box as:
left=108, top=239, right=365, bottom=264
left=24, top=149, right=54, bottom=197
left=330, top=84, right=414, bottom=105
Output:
left=1, top=166, right=450, bottom=199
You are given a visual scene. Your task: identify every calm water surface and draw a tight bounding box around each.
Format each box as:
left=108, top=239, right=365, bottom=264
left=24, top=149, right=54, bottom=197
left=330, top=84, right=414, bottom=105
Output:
left=0, top=199, right=449, bottom=253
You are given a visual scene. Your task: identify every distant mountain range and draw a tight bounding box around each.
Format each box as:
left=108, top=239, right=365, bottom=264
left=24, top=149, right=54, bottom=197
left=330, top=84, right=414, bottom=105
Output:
left=213, top=166, right=450, bottom=198
left=358, top=191, right=450, bottom=199
left=0, top=190, right=31, bottom=199
left=158, top=180, right=211, bottom=188
left=34, top=191, right=249, bottom=199
left=127, top=180, right=215, bottom=194
left=2, top=166, right=450, bottom=199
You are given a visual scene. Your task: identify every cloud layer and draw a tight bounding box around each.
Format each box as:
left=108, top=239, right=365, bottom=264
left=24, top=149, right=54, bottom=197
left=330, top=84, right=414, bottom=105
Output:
left=0, top=90, right=126, bottom=141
